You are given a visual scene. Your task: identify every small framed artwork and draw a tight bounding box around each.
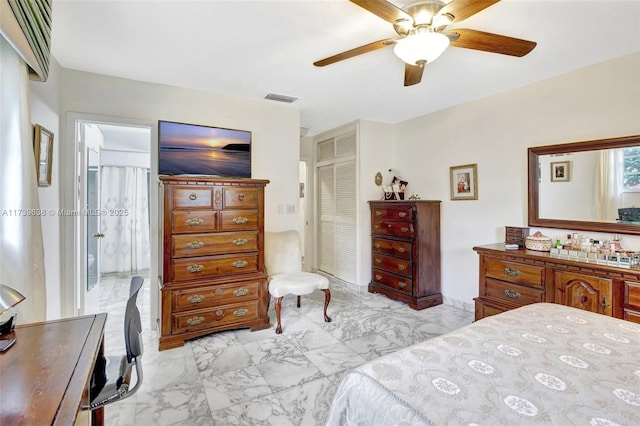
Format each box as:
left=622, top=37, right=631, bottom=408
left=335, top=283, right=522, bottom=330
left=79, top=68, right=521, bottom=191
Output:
left=550, top=161, right=570, bottom=182
left=33, top=124, right=54, bottom=186
left=450, top=163, right=478, bottom=200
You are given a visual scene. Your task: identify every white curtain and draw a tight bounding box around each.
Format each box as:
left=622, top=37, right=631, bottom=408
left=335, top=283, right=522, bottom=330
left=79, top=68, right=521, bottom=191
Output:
left=0, top=36, right=47, bottom=323
left=100, top=167, right=150, bottom=274
left=595, top=149, right=624, bottom=221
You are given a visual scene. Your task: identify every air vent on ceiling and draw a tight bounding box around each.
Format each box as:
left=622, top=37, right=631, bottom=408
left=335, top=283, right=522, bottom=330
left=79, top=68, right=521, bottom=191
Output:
left=265, top=93, right=298, bottom=103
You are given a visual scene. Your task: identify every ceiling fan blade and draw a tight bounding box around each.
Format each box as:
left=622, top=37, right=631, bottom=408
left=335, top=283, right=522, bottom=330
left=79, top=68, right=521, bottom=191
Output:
left=313, top=38, right=396, bottom=67
left=439, top=0, right=501, bottom=22
left=448, top=29, right=536, bottom=57
left=404, top=63, right=424, bottom=86
left=349, top=0, right=412, bottom=24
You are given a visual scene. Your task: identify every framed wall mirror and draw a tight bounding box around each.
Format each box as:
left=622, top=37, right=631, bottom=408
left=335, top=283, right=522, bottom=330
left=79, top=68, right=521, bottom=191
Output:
left=528, top=134, right=640, bottom=236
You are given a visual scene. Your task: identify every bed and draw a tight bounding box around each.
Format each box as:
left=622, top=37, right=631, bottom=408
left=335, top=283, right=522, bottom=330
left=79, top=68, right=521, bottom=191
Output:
left=326, top=303, right=640, bottom=425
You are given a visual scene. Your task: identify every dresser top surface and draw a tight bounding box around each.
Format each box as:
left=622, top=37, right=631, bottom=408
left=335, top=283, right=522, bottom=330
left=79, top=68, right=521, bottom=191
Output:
left=160, top=176, right=270, bottom=185
left=369, top=200, right=441, bottom=204
left=474, top=243, right=640, bottom=274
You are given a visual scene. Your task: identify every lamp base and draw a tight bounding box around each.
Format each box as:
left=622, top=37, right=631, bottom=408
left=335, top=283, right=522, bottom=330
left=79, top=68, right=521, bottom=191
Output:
left=0, top=338, right=16, bottom=352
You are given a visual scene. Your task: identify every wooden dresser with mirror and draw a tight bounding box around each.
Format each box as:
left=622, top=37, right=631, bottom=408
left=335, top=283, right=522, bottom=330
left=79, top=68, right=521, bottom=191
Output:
left=475, top=133, right=640, bottom=323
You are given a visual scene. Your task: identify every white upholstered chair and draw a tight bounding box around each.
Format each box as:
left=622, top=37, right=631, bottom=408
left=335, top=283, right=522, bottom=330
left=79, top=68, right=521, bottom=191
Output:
left=264, top=230, right=331, bottom=334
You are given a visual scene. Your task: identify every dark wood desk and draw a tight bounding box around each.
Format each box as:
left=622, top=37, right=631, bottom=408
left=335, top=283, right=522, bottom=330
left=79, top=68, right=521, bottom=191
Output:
left=0, top=314, right=107, bottom=425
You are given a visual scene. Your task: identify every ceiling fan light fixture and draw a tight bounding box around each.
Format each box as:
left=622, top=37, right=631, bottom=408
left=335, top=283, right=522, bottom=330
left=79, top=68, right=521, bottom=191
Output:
left=393, top=31, right=450, bottom=66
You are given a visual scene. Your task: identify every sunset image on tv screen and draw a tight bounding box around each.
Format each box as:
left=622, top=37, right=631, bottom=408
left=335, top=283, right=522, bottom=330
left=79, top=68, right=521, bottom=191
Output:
left=159, top=121, right=251, bottom=177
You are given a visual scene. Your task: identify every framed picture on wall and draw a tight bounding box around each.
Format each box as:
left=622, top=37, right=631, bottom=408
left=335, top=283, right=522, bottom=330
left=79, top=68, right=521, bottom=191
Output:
left=33, top=124, right=54, bottom=187
left=450, top=163, right=478, bottom=200
left=550, top=161, right=571, bottom=182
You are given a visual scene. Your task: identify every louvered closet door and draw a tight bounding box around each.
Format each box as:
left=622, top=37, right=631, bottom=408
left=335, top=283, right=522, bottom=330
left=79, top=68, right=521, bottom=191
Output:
left=316, top=131, right=357, bottom=284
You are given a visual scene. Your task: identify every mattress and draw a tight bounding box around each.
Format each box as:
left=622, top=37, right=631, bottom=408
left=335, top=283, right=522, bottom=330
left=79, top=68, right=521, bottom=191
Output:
left=326, top=303, right=640, bottom=425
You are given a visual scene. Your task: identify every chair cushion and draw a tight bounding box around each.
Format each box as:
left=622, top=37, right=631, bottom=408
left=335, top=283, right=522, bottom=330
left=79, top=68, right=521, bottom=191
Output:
left=268, top=272, right=329, bottom=298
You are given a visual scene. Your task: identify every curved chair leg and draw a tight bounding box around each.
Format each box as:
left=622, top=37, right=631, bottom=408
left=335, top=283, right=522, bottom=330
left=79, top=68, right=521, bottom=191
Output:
left=321, top=289, right=332, bottom=323
left=274, top=296, right=283, bottom=334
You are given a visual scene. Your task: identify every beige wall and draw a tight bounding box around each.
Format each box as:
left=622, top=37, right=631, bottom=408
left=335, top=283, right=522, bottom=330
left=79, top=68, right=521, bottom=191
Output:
left=29, top=58, right=62, bottom=319
left=390, top=52, right=640, bottom=309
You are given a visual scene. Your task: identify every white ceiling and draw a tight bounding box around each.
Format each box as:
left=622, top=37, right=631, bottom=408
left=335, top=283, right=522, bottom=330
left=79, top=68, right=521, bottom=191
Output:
left=51, top=0, right=640, bottom=137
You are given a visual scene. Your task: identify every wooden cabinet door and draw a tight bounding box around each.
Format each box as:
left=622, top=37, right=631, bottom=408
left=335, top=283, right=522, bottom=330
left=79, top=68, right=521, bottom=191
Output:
left=554, top=271, right=613, bottom=316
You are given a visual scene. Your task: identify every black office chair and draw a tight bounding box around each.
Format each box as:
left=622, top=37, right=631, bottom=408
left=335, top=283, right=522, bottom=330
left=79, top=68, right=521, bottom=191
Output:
left=85, top=276, right=144, bottom=410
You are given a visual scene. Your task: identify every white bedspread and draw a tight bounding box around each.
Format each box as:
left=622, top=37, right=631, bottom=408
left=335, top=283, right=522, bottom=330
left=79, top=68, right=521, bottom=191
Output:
left=327, top=303, right=640, bottom=426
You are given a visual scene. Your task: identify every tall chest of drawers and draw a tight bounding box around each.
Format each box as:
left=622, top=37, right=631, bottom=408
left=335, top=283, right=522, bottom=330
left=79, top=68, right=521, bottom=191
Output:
left=368, top=200, right=442, bottom=310
left=159, top=176, right=270, bottom=350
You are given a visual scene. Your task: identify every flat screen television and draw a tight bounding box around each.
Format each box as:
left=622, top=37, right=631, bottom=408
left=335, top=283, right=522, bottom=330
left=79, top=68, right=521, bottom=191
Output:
left=158, top=120, right=251, bottom=177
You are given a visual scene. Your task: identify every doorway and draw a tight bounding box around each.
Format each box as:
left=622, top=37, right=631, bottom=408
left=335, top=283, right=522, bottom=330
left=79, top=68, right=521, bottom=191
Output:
left=75, top=119, right=152, bottom=316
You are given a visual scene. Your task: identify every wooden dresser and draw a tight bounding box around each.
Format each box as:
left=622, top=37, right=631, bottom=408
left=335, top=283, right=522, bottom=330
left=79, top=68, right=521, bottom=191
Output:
left=368, top=200, right=442, bottom=310
left=474, top=243, right=640, bottom=324
left=159, top=176, right=270, bottom=350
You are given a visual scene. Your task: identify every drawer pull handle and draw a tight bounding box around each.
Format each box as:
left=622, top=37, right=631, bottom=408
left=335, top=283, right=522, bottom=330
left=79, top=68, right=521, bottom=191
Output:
left=186, top=218, right=204, bottom=226
left=375, top=259, right=382, bottom=264
left=398, top=281, right=407, bottom=289
left=187, top=295, right=204, bottom=304
left=504, top=289, right=521, bottom=299
left=215, top=310, right=224, bottom=317
left=398, top=212, right=407, bottom=218
left=238, top=194, right=245, bottom=201
left=397, top=264, right=406, bottom=271
left=214, top=288, right=224, bottom=296
left=233, top=260, right=248, bottom=268
left=503, top=268, right=521, bottom=277
left=373, top=225, right=380, bottom=230
left=185, top=241, right=204, bottom=249
left=186, top=264, right=204, bottom=273
left=375, top=274, right=382, bottom=280
left=187, top=316, right=204, bottom=326
left=396, top=247, right=406, bottom=253
left=233, top=238, right=248, bottom=246
left=189, top=192, right=197, bottom=201
left=234, top=288, right=249, bottom=297
left=400, top=227, right=409, bottom=232
left=234, top=309, right=249, bottom=317
left=375, top=210, right=383, bottom=216
left=374, top=243, right=381, bottom=249
left=232, top=217, right=248, bottom=225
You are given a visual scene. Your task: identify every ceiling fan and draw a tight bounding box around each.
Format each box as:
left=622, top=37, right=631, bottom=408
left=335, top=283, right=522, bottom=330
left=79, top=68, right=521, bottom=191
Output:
left=314, top=0, right=537, bottom=86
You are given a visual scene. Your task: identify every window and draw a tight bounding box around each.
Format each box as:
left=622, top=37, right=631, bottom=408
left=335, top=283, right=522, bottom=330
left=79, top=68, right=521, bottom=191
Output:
left=623, top=147, right=640, bottom=192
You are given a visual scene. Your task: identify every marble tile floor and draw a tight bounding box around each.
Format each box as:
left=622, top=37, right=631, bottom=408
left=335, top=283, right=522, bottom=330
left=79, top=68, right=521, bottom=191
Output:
left=95, top=274, right=473, bottom=426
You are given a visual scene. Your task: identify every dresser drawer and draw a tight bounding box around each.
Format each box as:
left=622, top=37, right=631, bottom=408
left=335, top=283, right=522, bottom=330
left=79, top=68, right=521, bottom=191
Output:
left=483, top=278, right=543, bottom=307
left=371, top=205, right=413, bottom=221
left=624, top=281, right=640, bottom=310
left=172, top=301, right=259, bottom=334
left=172, top=281, right=260, bottom=312
left=372, top=253, right=411, bottom=277
left=173, top=187, right=213, bottom=208
left=485, top=258, right=544, bottom=289
left=372, top=220, right=414, bottom=238
left=220, top=210, right=258, bottom=231
left=172, top=231, right=258, bottom=258
left=372, top=238, right=411, bottom=259
left=372, top=269, right=412, bottom=295
left=224, top=187, right=259, bottom=208
left=172, top=254, right=259, bottom=281
left=172, top=211, right=217, bottom=233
